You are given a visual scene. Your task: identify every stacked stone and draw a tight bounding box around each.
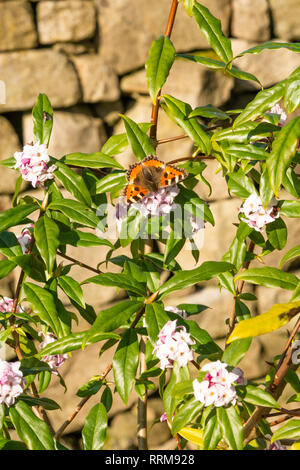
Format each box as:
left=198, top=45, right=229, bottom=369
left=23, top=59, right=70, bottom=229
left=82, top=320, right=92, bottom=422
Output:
left=0, top=0, right=299, bottom=440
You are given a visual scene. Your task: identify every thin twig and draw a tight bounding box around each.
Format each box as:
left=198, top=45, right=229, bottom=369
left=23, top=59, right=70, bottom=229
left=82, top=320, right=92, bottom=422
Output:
left=167, top=155, right=214, bottom=165
left=57, top=251, right=102, bottom=275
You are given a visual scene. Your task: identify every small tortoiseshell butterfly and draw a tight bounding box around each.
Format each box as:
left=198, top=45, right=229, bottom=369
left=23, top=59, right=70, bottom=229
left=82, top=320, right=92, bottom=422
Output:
left=123, top=156, right=187, bottom=204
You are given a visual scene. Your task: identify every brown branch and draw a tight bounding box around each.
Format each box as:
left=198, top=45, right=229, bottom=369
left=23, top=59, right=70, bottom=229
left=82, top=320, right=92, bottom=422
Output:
left=149, top=0, right=179, bottom=145
left=57, top=251, right=102, bottom=275
left=157, top=134, right=188, bottom=145
left=243, top=316, right=300, bottom=440
left=167, top=154, right=214, bottom=165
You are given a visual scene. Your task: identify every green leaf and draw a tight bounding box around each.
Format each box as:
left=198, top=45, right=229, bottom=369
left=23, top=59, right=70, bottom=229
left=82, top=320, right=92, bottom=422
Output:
left=163, top=362, right=190, bottom=419
left=217, top=406, right=244, bottom=450
left=177, top=53, right=225, bottom=70
left=280, top=245, right=300, bottom=267
left=162, top=94, right=211, bottom=154
left=32, top=93, right=53, bottom=147
left=145, top=303, right=170, bottom=345
left=267, top=117, right=300, bottom=195
left=222, top=338, right=252, bottom=366
left=82, top=403, right=107, bottom=450
left=59, top=229, right=113, bottom=248
left=203, top=409, right=222, bottom=450
left=171, top=399, right=203, bottom=436
left=284, top=79, right=300, bottom=113
left=101, top=386, right=113, bottom=412
left=279, top=200, right=300, bottom=218
left=9, top=401, right=55, bottom=450
left=192, top=2, right=232, bottom=63
left=18, top=394, right=60, bottom=410
left=0, top=439, right=27, bottom=450
left=227, top=171, right=256, bottom=198
left=0, top=204, right=38, bottom=232
left=0, top=259, right=16, bottom=279
left=82, top=273, right=147, bottom=296
left=76, top=376, right=103, bottom=398
left=182, top=0, right=195, bottom=16
left=113, top=329, right=139, bottom=404
left=212, top=122, right=279, bottom=144
left=95, top=171, right=127, bottom=195
left=11, top=253, right=46, bottom=283
left=20, top=358, right=52, bottom=376
left=227, top=301, right=300, bottom=343
left=189, top=104, right=230, bottom=121
left=234, top=82, right=286, bottom=128
left=101, top=124, right=151, bottom=156
left=158, top=261, right=234, bottom=299
left=48, top=199, right=100, bottom=228
left=121, top=115, right=155, bottom=160
left=235, top=267, right=299, bottom=290
left=58, top=275, right=85, bottom=309
left=53, top=160, right=92, bottom=207
left=266, top=217, right=287, bottom=250
left=24, top=282, right=63, bottom=337
left=233, top=42, right=300, bottom=60
left=146, top=36, right=176, bottom=103
left=225, top=144, right=269, bottom=161
left=239, top=385, right=279, bottom=409
left=38, top=330, right=119, bottom=356
left=61, top=152, right=123, bottom=170
left=34, top=215, right=60, bottom=274
left=0, top=231, right=23, bottom=258
left=86, top=300, right=143, bottom=338
left=271, top=419, right=300, bottom=443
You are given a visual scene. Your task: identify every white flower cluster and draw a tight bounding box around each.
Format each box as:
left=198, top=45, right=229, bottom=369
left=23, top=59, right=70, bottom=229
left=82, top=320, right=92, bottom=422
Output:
left=14, top=141, right=56, bottom=188
left=39, top=332, right=68, bottom=374
left=239, top=193, right=279, bottom=232
left=0, top=360, right=25, bottom=407
left=132, top=186, right=180, bottom=218
left=153, top=320, right=195, bottom=369
left=193, top=360, right=246, bottom=408
left=17, top=224, right=34, bottom=254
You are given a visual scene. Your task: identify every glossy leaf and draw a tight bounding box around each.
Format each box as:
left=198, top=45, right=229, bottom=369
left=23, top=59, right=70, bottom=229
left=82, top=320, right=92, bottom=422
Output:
left=217, top=406, right=244, bottom=450
left=192, top=2, right=232, bottom=63
left=32, top=93, right=53, bottom=147
left=34, top=215, right=60, bottom=274
left=0, top=204, right=38, bottom=232
left=271, top=419, right=300, bottom=443
left=227, top=301, right=300, bottom=343
left=146, top=36, right=176, bottom=103
left=234, top=81, right=286, bottom=128
left=9, top=401, right=55, bottom=450
left=235, top=267, right=299, bottom=290
left=158, top=261, right=234, bottom=299
left=53, top=160, right=92, bottom=207
left=82, top=403, right=107, bottom=450
left=121, top=115, right=155, bottom=160
left=171, top=399, right=203, bottom=436
left=267, top=117, right=300, bottom=195
left=266, top=217, right=287, bottom=250
left=113, top=329, right=139, bottom=404
left=162, top=94, right=211, bottom=154
left=239, top=385, right=279, bottom=409
left=48, top=199, right=100, bottom=228
left=280, top=245, right=300, bottom=267
left=61, top=152, right=123, bottom=170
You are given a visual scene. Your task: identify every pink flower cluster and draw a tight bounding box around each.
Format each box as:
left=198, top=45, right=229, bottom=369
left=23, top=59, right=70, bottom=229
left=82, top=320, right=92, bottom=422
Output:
left=153, top=320, right=195, bottom=369
left=132, top=186, right=180, bottom=218
left=239, top=193, right=279, bottom=232
left=0, top=297, right=23, bottom=315
left=193, top=361, right=246, bottom=408
left=17, top=224, right=34, bottom=254
left=14, top=141, right=56, bottom=188
left=39, top=332, right=68, bottom=374
left=266, top=104, right=287, bottom=127
left=0, top=360, right=25, bottom=407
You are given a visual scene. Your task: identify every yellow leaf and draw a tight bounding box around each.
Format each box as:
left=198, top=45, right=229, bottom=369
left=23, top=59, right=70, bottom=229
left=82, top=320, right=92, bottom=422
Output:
left=178, top=427, right=204, bottom=447
left=290, top=442, right=300, bottom=450
left=227, top=301, right=300, bottom=344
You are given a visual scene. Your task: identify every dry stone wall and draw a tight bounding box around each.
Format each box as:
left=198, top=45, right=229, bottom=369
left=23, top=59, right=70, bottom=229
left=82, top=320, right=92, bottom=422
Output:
left=0, top=0, right=299, bottom=445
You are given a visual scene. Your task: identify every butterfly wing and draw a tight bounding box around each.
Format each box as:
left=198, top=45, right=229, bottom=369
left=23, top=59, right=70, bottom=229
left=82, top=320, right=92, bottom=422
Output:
left=159, top=164, right=187, bottom=187
left=123, top=183, right=149, bottom=203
